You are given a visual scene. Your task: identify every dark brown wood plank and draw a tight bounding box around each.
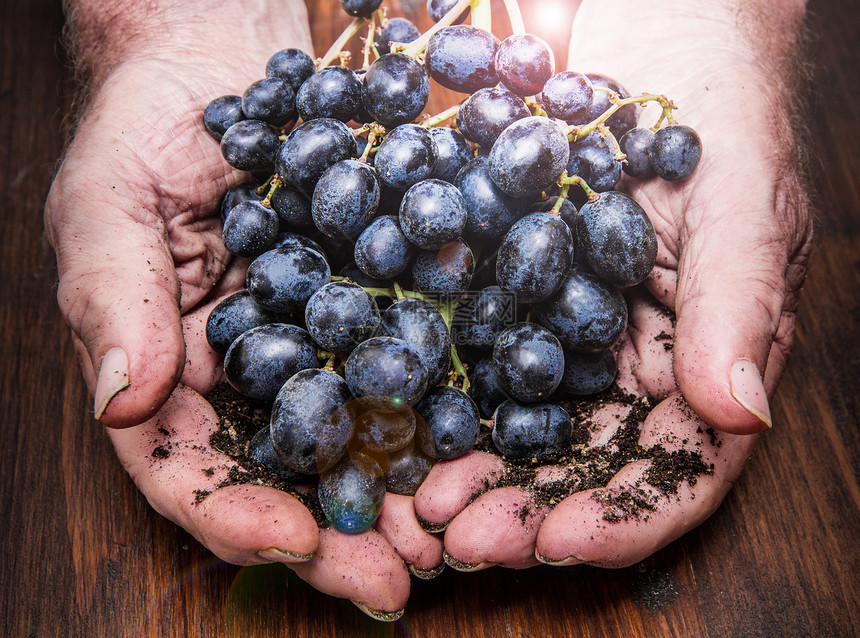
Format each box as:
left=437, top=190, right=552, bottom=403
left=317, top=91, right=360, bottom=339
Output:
left=1, top=0, right=858, bottom=636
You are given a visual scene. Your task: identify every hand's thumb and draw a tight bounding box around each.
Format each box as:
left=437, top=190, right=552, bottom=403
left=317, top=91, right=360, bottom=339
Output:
left=672, top=199, right=802, bottom=435
left=46, top=169, right=185, bottom=428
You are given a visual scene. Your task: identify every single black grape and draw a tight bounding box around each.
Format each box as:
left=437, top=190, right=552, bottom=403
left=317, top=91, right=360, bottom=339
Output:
left=222, top=200, right=280, bottom=258
left=492, top=400, right=572, bottom=461
left=276, top=118, right=357, bottom=195
left=427, top=0, right=469, bottom=23
left=399, top=178, right=467, bottom=250
left=220, top=119, right=280, bottom=172
left=219, top=181, right=264, bottom=223
left=305, top=281, right=380, bottom=354
left=374, top=17, right=421, bottom=56
left=223, top=323, right=319, bottom=401
left=575, top=191, right=657, bottom=287
left=412, top=239, right=474, bottom=293
left=205, top=290, right=282, bottom=355
left=270, top=184, right=313, bottom=228
left=494, top=34, right=555, bottom=97
left=424, top=25, right=500, bottom=93
left=242, top=77, right=295, bottom=126
left=203, top=95, right=244, bottom=140
left=340, top=0, right=383, bottom=17
left=488, top=116, right=569, bottom=198
left=246, top=246, right=331, bottom=313
left=533, top=264, right=628, bottom=352
left=428, top=127, right=473, bottom=183
left=318, top=456, right=386, bottom=534
left=266, top=48, right=316, bottom=91
left=492, top=322, right=564, bottom=402
left=468, top=356, right=509, bottom=418
left=555, top=349, right=617, bottom=397
left=385, top=440, right=434, bottom=496
left=270, top=368, right=354, bottom=475
left=415, top=385, right=480, bottom=460
left=373, top=123, right=437, bottom=191
left=619, top=127, right=656, bottom=178
left=361, top=53, right=430, bottom=128
left=496, top=212, right=573, bottom=303
left=345, top=336, right=429, bottom=407
left=270, top=231, right=327, bottom=260
left=354, top=215, right=415, bottom=279
left=567, top=131, right=622, bottom=192
left=377, top=297, right=452, bottom=387
left=541, top=71, right=593, bottom=122
left=247, top=427, right=305, bottom=482
left=296, top=65, right=362, bottom=123
left=456, top=155, right=529, bottom=236
left=457, top=85, right=529, bottom=149
left=311, top=159, right=379, bottom=240
left=649, top=124, right=702, bottom=181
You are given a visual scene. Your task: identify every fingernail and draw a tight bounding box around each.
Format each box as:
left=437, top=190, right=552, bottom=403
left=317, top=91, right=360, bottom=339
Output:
left=443, top=551, right=492, bottom=572
left=350, top=600, right=405, bottom=622
left=415, top=513, right=449, bottom=533
left=257, top=547, right=315, bottom=563
left=535, top=549, right=583, bottom=566
left=94, top=347, right=129, bottom=420
left=730, top=358, right=772, bottom=428
left=408, top=562, right=445, bottom=580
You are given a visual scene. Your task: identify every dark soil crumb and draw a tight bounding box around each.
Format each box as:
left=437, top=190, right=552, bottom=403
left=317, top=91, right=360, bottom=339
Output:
left=151, top=446, right=170, bottom=459
left=593, top=487, right=658, bottom=523
left=193, top=489, right=211, bottom=503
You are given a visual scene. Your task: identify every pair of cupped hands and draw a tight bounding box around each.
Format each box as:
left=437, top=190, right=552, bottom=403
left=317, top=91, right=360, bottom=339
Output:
left=44, top=0, right=811, bottom=620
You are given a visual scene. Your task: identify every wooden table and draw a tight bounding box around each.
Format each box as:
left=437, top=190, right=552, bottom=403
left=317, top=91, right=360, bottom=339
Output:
left=2, top=0, right=858, bottom=635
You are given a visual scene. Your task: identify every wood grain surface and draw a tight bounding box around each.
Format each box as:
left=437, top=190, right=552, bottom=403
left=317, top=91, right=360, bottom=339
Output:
left=1, top=0, right=858, bottom=636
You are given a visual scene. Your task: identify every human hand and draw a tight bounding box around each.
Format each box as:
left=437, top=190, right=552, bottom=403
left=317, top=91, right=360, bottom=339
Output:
left=414, top=0, right=812, bottom=569
left=44, top=0, right=439, bottom=618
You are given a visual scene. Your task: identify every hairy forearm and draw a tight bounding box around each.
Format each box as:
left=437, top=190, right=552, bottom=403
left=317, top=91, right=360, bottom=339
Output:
left=63, top=0, right=313, bottom=89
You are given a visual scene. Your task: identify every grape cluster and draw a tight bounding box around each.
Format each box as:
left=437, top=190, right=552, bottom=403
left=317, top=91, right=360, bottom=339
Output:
left=202, top=0, right=702, bottom=535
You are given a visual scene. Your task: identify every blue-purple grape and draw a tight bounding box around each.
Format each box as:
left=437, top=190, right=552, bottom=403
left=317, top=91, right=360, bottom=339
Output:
left=492, top=322, right=564, bottom=402
left=266, top=48, right=316, bottom=91
left=373, top=123, right=437, bottom=191
left=399, top=178, right=467, bottom=250
left=415, top=385, right=480, bottom=460
left=488, top=116, right=569, bottom=198
left=203, top=95, right=244, bottom=140
left=649, top=124, right=702, bottom=181
left=354, top=214, right=415, bottom=279
left=494, top=34, right=555, bottom=97
left=457, top=85, right=529, bottom=149
left=222, top=200, right=279, bottom=258
left=276, top=118, right=357, bottom=195
left=305, top=281, right=380, bottom=354
left=412, top=239, right=474, bottom=293
left=378, top=297, right=452, bottom=387
left=223, top=323, right=319, bottom=401
left=492, top=400, right=572, bottom=461
left=246, top=246, right=331, bottom=313
left=533, top=264, right=628, bottom=352
left=361, top=53, right=430, bottom=128
left=220, top=119, right=279, bottom=172
left=296, top=65, right=362, bottom=123
left=540, top=71, right=593, bottom=122
left=311, top=159, right=379, bottom=240
left=345, top=336, right=429, bottom=407
left=242, top=77, right=295, bottom=126
left=424, top=25, right=500, bottom=93
left=575, top=191, right=657, bottom=287
left=375, top=17, right=421, bottom=56
left=270, top=368, right=354, bottom=475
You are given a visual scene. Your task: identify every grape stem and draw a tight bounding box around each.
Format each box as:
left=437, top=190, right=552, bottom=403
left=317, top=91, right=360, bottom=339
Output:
left=567, top=92, right=676, bottom=142
left=318, top=16, right=368, bottom=68
left=500, top=0, right=526, bottom=35
left=471, top=0, right=492, bottom=32
left=421, top=103, right=460, bottom=128
left=450, top=344, right=470, bottom=393
left=402, top=0, right=473, bottom=57
left=362, top=13, right=377, bottom=68
left=555, top=171, right=599, bottom=207
left=359, top=131, right=378, bottom=162
left=260, top=174, right=282, bottom=208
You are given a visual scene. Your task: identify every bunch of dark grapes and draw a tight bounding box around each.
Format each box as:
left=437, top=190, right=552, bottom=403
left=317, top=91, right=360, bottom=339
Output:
left=202, top=0, right=702, bottom=535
